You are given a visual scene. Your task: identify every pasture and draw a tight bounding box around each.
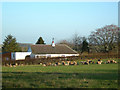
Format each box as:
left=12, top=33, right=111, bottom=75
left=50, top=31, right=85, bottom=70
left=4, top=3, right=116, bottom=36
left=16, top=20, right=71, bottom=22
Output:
left=2, top=58, right=118, bottom=88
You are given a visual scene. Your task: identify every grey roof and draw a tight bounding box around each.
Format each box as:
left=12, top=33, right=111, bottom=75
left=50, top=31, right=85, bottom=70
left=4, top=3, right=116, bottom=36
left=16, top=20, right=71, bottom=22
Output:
left=31, top=44, right=78, bottom=54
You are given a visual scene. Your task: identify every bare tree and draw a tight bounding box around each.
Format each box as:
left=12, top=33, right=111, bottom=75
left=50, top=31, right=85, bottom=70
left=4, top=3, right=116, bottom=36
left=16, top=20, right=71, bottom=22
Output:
left=72, top=33, right=83, bottom=52
left=88, top=24, right=119, bottom=53
left=57, top=39, right=73, bottom=48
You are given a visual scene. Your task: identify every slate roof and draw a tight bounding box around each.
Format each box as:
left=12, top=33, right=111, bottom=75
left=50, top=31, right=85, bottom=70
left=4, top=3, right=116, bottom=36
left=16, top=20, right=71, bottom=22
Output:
left=31, top=44, right=78, bottom=54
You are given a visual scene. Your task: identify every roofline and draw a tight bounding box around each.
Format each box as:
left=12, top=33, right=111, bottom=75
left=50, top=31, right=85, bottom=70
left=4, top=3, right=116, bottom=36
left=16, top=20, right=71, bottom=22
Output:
left=64, top=44, right=78, bottom=54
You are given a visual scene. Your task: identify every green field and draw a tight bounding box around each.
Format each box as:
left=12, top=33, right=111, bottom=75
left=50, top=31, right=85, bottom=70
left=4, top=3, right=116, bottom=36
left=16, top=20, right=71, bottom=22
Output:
left=2, top=59, right=118, bottom=88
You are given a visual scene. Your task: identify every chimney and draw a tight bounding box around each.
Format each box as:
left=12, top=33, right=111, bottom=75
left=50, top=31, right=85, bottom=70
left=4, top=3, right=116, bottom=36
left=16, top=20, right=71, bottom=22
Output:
left=52, top=38, right=55, bottom=47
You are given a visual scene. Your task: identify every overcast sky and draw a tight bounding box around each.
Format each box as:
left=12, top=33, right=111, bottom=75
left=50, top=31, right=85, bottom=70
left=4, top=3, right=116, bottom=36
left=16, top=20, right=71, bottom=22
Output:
left=2, top=2, right=118, bottom=44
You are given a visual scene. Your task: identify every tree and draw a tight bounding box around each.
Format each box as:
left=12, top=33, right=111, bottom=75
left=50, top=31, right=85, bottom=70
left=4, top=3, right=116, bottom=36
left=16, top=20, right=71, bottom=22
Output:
left=36, top=37, right=45, bottom=44
left=2, top=34, right=21, bottom=52
left=57, top=39, right=74, bottom=48
left=72, top=33, right=82, bottom=51
left=81, top=38, right=89, bottom=53
left=88, top=24, right=119, bottom=53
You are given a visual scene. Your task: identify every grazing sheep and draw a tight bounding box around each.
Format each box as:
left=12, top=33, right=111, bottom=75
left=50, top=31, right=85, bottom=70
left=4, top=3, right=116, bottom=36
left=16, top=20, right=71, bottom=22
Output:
left=111, top=60, right=117, bottom=63
left=110, top=60, right=115, bottom=63
left=56, top=62, right=61, bottom=66
left=107, top=60, right=110, bottom=63
left=13, top=65, right=16, bottom=67
left=62, top=62, right=65, bottom=65
left=74, top=61, right=77, bottom=65
left=42, top=64, right=46, bottom=66
left=69, top=62, right=74, bottom=65
left=114, top=61, right=117, bottom=64
left=47, top=62, right=51, bottom=66
left=54, top=64, right=57, bottom=66
left=97, top=61, right=102, bottom=64
left=89, top=60, right=92, bottom=64
left=81, top=61, right=85, bottom=64
left=65, top=63, right=69, bottom=66
left=58, top=62, right=61, bottom=65
left=6, top=64, right=9, bottom=66
left=15, top=63, right=18, bottom=66
left=84, top=62, right=89, bottom=65
left=40, top=63, right=42, bottom=65
left=67, top=61, right=70, bottom=65
left=9, top=64, right=12, bottom=67
left=98, top=59, right=101, bottom=61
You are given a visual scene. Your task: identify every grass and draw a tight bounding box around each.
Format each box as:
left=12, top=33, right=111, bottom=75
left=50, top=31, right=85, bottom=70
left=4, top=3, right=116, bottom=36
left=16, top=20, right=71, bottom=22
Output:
left=2, top=58, right=119, bottom=88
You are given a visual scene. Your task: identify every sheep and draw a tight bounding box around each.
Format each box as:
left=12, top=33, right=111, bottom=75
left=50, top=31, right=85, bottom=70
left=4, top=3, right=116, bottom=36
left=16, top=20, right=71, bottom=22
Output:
left=54, top=64, right=57, bottom=66
left=6, top=64, right=9, bottom=66
left=15, top=63, right=18, bottom=66
left=89, top=60, right=92, bottom=64
left=42, top=64, right=46, bottom=66
left=110, top=60, right=115, bottom=63
left=40, top=63, right=42, bottom=65
left=73, top=61, right=77, bottom=65
left=47, top=62, right=51, bottom=66
left=110, top=60, right=117, bottom=63
left=107, top=60, right=110, bottom=63
left=65, top=63, right=69, bottom=66
left=81, top=61, right=85, bottom=64
left=97, top=61, right=102, bottom=64
left=84, top=62, right=89, bottom=65
left=13, top=65, right=16, bottom=67
left=114, top=61, right=117, bottom=63
left=62, top=62, right=65, bottom=65
left=9, top=64, right=12, bottom=67
left=56, top=62, right=61, bottom=66
left=69, top=62, right=74, bottom=65
left=67, top=61, right=70, bottom=65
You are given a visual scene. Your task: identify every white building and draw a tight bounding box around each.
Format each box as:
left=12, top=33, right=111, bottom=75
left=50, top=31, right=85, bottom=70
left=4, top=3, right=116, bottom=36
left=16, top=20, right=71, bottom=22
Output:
left=30, top=39, right=79, bottom=58
left=11, top=39, right=79, bottom=60
left=11, top=52, right=31, bottom=60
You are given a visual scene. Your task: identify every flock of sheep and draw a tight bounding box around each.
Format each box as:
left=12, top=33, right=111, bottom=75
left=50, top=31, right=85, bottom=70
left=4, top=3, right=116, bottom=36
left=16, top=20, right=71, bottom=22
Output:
left=5, top=59, right=117, bottom=67
left=41, top=59, right=117, bottom=66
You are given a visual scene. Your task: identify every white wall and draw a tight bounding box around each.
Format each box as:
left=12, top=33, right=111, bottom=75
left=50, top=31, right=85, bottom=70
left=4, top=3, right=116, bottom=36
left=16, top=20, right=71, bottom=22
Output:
left=34, top=54, right=79, bottom=58
left=11, top=52, right=31, bottom=60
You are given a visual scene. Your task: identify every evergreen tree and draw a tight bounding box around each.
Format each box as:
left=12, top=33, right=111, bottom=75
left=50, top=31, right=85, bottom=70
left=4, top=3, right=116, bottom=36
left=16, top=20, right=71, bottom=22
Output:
left=2, top=34, right=21, bottom=52
left=36, top=37, right=45, bottom=44
left=81, top=39, right=89, bottom=53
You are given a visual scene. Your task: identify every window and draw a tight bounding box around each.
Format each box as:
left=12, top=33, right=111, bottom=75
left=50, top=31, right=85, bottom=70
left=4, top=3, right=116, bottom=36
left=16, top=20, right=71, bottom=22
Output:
left=61, top=55, right=65, bottom=57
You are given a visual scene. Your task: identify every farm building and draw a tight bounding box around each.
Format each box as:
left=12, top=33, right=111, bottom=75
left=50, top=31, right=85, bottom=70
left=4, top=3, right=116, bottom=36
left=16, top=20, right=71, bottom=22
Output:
left=2, top=39, right=79, bottom=60
left=30, top=39, right=79, bottom=58
left=30, top=44, right=79, bottom=59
